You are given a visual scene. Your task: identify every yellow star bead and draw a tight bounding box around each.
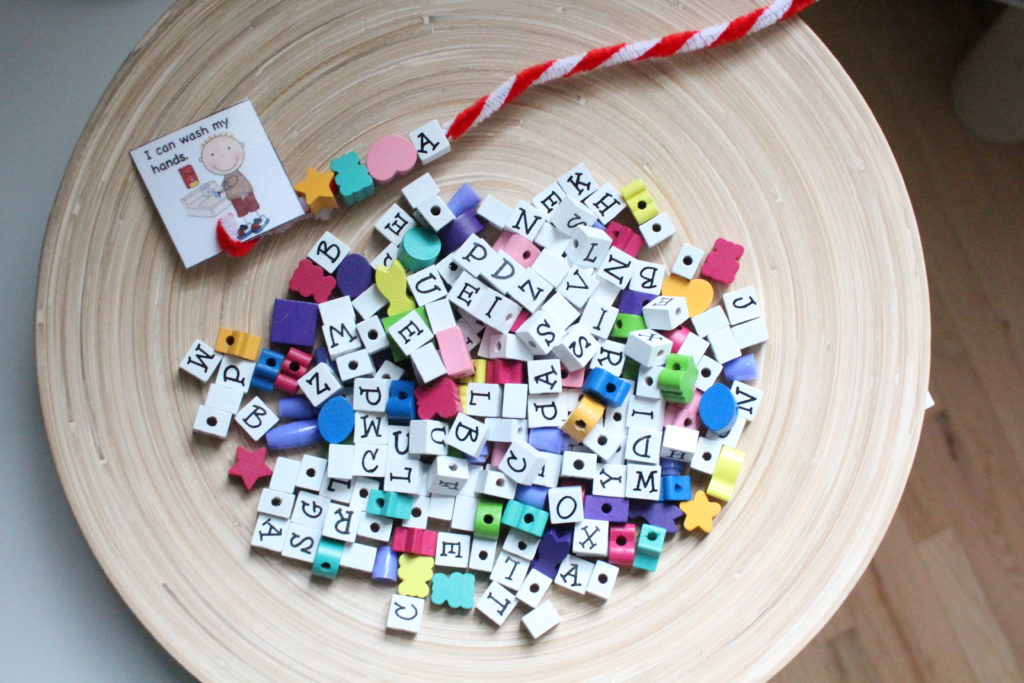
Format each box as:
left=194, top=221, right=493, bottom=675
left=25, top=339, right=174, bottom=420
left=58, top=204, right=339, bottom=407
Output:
left=679, top=490, right=722, bottom=533
left=293, top=167, right=338, bottom=214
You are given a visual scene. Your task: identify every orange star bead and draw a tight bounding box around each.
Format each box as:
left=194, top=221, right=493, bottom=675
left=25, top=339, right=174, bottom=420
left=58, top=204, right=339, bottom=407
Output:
left=293, top=167, right=339, bottom=215
left=229, top=446, right=273, bottom=490
left=678, top=490, right=722, bottom=533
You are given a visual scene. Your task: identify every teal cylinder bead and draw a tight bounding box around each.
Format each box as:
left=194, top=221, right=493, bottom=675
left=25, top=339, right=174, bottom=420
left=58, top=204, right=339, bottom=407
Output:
left=398, top=225, right=441, bottom=272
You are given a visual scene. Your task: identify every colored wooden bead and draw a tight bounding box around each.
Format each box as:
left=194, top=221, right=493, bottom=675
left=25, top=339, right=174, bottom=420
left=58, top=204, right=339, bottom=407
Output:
left=529, top=525, right=573, bottom=579
left=679, top=490, right=722, bottom=533
left=562, top=395, right=605, bottom=442
left=288, top=257, right=338, bottom=303
left=293, top=166, right=339, bottom=215
left=487, top=358, right=524, bottom=384
left=250, top=348, right=282, bottom=392
left=391, top=527, right=438, bottom=556
left=431, top=571, right=475, bottom=609
left=448, top=183, right=481, bottom=216
left=374, top=261, right=416, bottom=317
left=367, top=490, right=415, bottom=520
left=500, top=499, right=549, bottom=537
left=439, top=210, right=485, bottom=257
left=414, top=376, right=461, bottom=419
left=269, top=298, right=318, bottom=348
left=366, top=135, right=418, bottom=183
left=659, top=355, right=698, bottom=404
left=265, top=419, right=321, bottom=450
left=387, top=379, right=417, bottom=422
left=609, top=313, right=645, bottom=340
left=661, top=275, right=714, bottom=316
left=397, top=553, right=434, bottom=598
left=699, top=383, right=738, bottom=436
left=496, top=232, right=541, bottom=268
left=399, top=225, right=442, bottom=272
left=632, top=523, right=666, bottom=572
left=605, top=220, right=644, bottom=257
left=582, top=367, right=631, bottom=406
left=607, top=523, right=637, bottom=567
left=707, top=445, right=745, bottom=502
left=620, top=178, right=659, bottom=224
left=273, top=347, right=313, bottom=394
left=335, top=253, right=374, bottom=299
left=701, top=237, right=744, bottom=284
left=435, top=327, right=475, bottom=378
left=214, top=327, right=261, bottom=361
left=372, top=545, right=400, bottom=583
left=617, top=290, right=656, bottom=315
left=330, top=151, right=374, bottom=205
left=583, top=495, right=630, bottom=523
left=311, top=538, right=345, bottom=579
left=228, top=446, right=273, bottom=490
left=316, top=395, right=355, bottom=444
left=474, top=498, right=504, bottom=539
left=723, top=353, right=759, bottom=382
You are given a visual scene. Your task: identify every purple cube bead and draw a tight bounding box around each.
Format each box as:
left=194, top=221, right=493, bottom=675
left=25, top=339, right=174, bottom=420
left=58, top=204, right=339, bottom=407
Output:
left=269, top=298, right=319, bottom=347
left=439, top=210, right=485, bottom=256
left=617, top=290, right=656, bottom=315
left=371, top=545, right=399, bottom=583
left=583, top=495, right=630, bottom=522
left=447, top=183, right=481, bottom=216
left=278, top=395, right=316, bottom=420
left=515, top=484, right=550, bottom=510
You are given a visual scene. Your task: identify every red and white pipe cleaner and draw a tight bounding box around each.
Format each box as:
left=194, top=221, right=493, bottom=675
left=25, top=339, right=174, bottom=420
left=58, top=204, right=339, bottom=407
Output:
left=444, top=0, right=819, bottom=142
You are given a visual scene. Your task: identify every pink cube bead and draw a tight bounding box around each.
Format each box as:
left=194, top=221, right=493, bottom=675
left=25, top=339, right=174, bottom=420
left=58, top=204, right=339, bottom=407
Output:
left=496, top=233, right=540, bottom=267
left=561, top=365, right=585, bottom=389
left=666, top=326, right=691, bottom=353
left=487, top=359, right=524, bottom=384
left=391, top=527, right=438, bottom=556
left=606, top=221, right=644, bottom=257
left=674, top=389, right=703, bottom=430
left=492, top=231, right=514, bottom=252
left=436, top=326, right=475, bottom=378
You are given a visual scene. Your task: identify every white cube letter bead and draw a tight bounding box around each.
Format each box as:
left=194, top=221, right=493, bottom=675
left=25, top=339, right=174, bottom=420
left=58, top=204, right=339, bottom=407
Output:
left=351, top=378, right=388, bottom=413
left=690, top=436, right=724, bottom=475
left=547, top=196, right=596, bottom=236
left=731, top=381, right=764, bottom=420
left=566, top=225, right=612, bottom=269
left=516, top=569, right=554, bottom=608
left=370, top=242, right=399, bottom=270
left=406, top=266, right=447, bottom=306
left=558, top=162, right=598, bottom=202
left=638, top=212, right=677, bottom=248
left=533, top=453, right=563, bottom=488
left=193, top=404, right=231, bottom=438
left=552, top=325, right=599, bottom=372
left=423, top=299, right=456, bottom=332
left=322, top=502, right=360, bottom=542
left=504, top=200, right=547, bottom=240
left=499, top=440, right=545, bottom=485
left=521, top=601, right=561, bottom=640
left=235, top=396, right=279, bottom=440
left=582, top=425, right=625, bottom=463
left=490, top=551, right=530, bottom=591
left=383, top=457, right=422, bottom=495
left=319, top=296, right=360, bottom=358
left=630, top=261, right=665, bottom=294
left=707, top=327, right=742, bottom=363
left=321, top=477, right=354, bottom=504
left=582, top=183, right=625, bottom=222
left=635, top=365, right=664, bottom=400
left=386, top=594, right=425, bottom=634
left=723, top=285, right=762, bottom=325
left=297, top=362, right=342, bottom=407
left=731, top=316, right=769, bottom=349
left=339, top=541, right=376, bottom=572
left=586, top=560, right=620, bottom=601
left=593, top=464, right=627, bottom=497
left=723, top=417, right=747, bottom=448
left=429, top=455, right=469, bottom=496
left=374, top=203, right=414, bottom=244
left=468, top=534, right=498, bottom=571
left=179, top=339, right=222, bottom=382
left=353, top=412, right=387, bottom=444
left=507, top=269, right=552, bottom=313
left=691, top=305, right=730, bottom=338
left=642, top=296, right=689, bottom=331
left=516, top=311, right=563, bottom=356
left=435, top=252, right=462, bottom=286
left=503, top=529, right=541, bottom=560
left=409, top=344, right=446, bottom=384
left=291, top=491, right=329, bottom=528
left=215, top=357, right=256, bottom=392
left=484, top=417, right=525, bottom=444
left=401, top=173, right=440, bottom=207
left=374, top=359, right=406, bottom=381
left=268, top=456, right=301, bottom=493
left=307, top=231, right=349, bottom=273
left=527, top=395, right=564, bottom=429
left=353, top=318, right=386, bottom=356
left=476, top=581, right=518, bottom=626
left=578, top=300, right=617, bottom=341
left=554, top=555, right=595, bottom=594
left=591, top=340, right=626, bottom=376
left=671, top=243, right=705, bottom=280
left=532, top=181, right=566, bottom=214
left=662, top=425, right=699, bottom=458
left=327, top=444, right=355, bottom=481
left=470, top=290, right=521, bottom=334
left=447, top=496, right=476, bottom=533
left=408, top=119, right=451, bottom=164
left=476, top=195, right=512, bottom=228
left=531, top=249, right=571, bottom=287
left=410, top=420, right=447, bottom=456
left=251, top=514, right=286, bottom=552
left=353, top=444, right=385, bottom=478
left=625, top=427, right=663, bottom=464
left=357, top=513, right=394, bottom=543
left=547, top=486, right=585, bottom=524
left=625, top=329, right=671, bottom=367
left=596, top=247, right=636, bottom=290
left=626, top=463, right=661, bottom=500
left=573, top=519, right=609, bottom=558
left=389, top=310, right=433, bottom=356
left=501, top=383, right=529, bottom=419
left=465, top=383, right=502, bottom=418
left=445, top=413, right=488, bottom=458
left=295, top=454, right=328, bottom=492
left=434, top=531, right=472, bottom=569
left=258, top=489, right=295, bottom=518
left=535, top=221, right=571, bottom=254
left=526, top=359, right=562, bottom=395
left=678, top=332, right=710, bottom=362
left=695, top=356, right=724, bottom=392
left=352, top=284, right=388, bottom=321
left=481, top=253, right=524, bottom=295
left=336, top=349, right=374, bottom=382
left=558, top=267, right=598, bottom=309
left=281, top=521, right=321, bottom=563
left=481, top=469, right=517, bottom=500
left=347, top=478, right=382, bottom=511
left=591, top=279, right=621, bottom=307
left=560, top=451, right=598, bottom=480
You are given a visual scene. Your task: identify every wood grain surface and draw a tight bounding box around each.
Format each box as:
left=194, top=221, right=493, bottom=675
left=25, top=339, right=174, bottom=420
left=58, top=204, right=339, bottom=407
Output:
left=35, top=1, right=929, bottom=679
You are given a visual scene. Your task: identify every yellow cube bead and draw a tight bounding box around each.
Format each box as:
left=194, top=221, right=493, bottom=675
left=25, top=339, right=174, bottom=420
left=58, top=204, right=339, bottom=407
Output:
left=214, top=327, right=261, bottom=361
left=621, top=178, right=659, bottom=224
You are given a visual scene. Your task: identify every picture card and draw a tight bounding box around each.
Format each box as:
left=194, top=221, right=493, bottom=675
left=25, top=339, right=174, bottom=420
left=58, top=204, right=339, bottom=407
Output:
left=130, top=99, right=304, bottom=267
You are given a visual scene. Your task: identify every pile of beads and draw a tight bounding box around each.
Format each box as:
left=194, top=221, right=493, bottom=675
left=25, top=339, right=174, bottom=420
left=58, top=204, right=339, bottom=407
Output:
left=180, top=162, right=767, bottom=638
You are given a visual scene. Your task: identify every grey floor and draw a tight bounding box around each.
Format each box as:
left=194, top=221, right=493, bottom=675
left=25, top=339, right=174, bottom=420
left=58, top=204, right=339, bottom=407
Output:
left=0, top=1, right=189, bottom=679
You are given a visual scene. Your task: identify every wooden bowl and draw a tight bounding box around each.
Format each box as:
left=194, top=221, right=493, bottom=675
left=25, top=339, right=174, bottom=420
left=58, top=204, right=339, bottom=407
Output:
left=35, top=0, right=929, bottom=679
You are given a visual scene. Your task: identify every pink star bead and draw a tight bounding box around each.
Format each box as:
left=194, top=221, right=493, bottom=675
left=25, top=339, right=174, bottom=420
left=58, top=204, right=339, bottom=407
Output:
left=229, top=446, right=273, bottom=490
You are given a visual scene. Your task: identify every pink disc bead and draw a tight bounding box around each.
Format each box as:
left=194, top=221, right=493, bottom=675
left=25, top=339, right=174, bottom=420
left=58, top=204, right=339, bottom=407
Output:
left=365, top=135, right=418, bottom=183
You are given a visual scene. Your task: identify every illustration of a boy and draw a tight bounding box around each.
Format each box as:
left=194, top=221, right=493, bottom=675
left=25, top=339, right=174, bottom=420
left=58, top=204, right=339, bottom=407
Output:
left=200, top=133, right=267, bottom=235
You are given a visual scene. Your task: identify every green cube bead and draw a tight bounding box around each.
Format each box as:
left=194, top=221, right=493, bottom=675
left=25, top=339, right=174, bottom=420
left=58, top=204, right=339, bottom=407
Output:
left=610, top=313, right=646, bottom=340
left=500, top=499, right=549, bottom=537
left=474, top=498, right=504, bottom=539
left=311, top=538, right=345, bottom=579
left=366, top=490, right=414, bottom=520
left=659, top=354, right=697, bottom=404
left=621, top=358, right=640, bottom=382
